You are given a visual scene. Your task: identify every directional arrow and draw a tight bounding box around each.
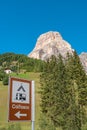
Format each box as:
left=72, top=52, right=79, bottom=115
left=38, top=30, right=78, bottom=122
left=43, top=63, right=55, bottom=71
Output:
left=15, top=111, right=27, bottom=119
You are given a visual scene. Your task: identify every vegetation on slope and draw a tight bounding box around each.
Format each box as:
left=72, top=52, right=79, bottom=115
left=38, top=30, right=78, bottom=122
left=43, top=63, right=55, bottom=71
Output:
left=0, top=51, right=87, bottom=130
left=0, top=52, right=45, bottom=85
left=0, top=52, right=45, bottom=73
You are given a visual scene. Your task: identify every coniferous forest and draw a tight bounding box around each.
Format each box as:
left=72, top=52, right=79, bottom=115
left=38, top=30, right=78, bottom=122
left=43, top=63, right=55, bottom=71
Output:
left=39, top=51, right=87, bottom=130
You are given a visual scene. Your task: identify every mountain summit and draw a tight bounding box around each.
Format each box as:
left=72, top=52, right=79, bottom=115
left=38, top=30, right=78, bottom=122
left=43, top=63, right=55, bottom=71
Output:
left=28, top=31, right=74, bottom=60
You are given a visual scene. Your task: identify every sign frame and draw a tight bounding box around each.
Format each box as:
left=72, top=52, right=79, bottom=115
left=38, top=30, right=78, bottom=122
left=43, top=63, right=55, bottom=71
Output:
left=8, top=77, right=34, bottom=122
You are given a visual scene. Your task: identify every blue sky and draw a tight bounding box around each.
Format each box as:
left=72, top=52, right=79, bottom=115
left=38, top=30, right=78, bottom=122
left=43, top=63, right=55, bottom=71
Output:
left=0, top=0, right=87, bottom=55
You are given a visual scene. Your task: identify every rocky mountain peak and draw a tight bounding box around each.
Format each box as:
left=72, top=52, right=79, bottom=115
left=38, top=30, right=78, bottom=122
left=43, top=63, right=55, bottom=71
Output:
left=28, top=31, right=74, bottom=60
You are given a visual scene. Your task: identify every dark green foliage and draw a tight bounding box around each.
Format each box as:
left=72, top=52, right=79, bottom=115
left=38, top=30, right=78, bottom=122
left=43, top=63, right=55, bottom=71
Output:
left=40, top=52, right=87, bottom=130
left=0, top=70, right=9, bottom=85
left=3, top=75, right=9, bottom=85
left=0, top=70, right=5, bottom=81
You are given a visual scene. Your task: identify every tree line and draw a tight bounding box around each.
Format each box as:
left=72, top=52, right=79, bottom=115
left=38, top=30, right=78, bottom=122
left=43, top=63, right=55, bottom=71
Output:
left=39, top=51, right=87, bottom=130
left=0, top=52, right=45, bottom=72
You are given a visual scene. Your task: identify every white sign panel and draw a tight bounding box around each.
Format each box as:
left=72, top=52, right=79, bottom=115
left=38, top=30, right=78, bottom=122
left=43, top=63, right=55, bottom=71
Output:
left=12, top=81, right=30, bottom=104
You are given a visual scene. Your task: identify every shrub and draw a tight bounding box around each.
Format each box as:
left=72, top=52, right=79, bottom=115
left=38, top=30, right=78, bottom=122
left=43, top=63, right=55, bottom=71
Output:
left=3, top=75, right=9, bottom=85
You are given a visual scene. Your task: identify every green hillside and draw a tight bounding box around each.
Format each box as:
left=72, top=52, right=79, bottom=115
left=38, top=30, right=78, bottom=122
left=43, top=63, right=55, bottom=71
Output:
left=0, top=52, right=87, bottom=130
left=0, top=52, right=45, bottom=73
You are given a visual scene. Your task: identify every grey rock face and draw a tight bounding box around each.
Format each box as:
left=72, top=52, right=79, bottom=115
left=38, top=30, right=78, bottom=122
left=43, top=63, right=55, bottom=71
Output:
left=28, top=31, right=74, bottom=60
left=79, top=53, right=87, bottom=73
